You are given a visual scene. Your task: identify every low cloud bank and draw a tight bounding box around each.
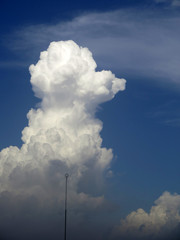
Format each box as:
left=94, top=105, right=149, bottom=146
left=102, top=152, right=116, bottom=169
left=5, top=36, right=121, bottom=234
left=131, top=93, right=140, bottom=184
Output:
left=113, top=191, right=180, bottom=240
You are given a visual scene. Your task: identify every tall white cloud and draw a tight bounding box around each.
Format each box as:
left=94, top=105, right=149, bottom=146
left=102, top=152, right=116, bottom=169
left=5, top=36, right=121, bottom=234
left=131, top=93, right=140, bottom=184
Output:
left=113, top=191, right=180, bottom=239
left=0, top=40, right=125, bottom=238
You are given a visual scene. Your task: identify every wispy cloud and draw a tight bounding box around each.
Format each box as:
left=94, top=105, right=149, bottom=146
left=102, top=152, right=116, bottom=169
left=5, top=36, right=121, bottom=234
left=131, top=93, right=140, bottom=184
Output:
left=3, top=9, right=180, bottom=88
left=154, top=0, right=180, bottom=7
left=0, top=61, right=27, bottom=68
left=147, top=99, right=180, bottom=127
left=163, top=117, right=180, bottom=126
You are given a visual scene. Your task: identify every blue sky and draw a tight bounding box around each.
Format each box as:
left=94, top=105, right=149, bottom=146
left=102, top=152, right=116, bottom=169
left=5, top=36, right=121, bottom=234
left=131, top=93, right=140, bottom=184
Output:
left=1, top=0, right=180, bottom=239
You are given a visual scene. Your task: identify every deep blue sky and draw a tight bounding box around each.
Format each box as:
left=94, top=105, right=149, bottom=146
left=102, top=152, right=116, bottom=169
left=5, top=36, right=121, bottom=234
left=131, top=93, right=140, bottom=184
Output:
left=1, top=0, right=180, bottom=239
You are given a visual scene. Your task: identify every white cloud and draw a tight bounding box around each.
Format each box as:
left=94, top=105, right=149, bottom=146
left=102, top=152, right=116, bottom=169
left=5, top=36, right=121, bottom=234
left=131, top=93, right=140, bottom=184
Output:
left=113, top=191, right=180, bottom=239
left=0, top=40, right=125, bottom=238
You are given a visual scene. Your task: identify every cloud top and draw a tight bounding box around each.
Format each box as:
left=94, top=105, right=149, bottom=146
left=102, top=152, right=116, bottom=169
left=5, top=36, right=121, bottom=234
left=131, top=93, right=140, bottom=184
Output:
left=29, top=40, right=124, bottom=108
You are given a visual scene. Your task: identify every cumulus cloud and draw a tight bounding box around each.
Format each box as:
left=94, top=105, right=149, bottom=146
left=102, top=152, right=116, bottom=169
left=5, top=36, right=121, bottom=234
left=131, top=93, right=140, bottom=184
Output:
left=113, top=191, right=180, bottom=240
left=0, top=40, right=125, bottom=239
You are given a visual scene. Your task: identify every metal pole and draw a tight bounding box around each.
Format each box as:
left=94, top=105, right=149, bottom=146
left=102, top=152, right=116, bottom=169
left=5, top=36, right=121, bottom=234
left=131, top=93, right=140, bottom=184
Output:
left=64, top=173, right=69, bottom=240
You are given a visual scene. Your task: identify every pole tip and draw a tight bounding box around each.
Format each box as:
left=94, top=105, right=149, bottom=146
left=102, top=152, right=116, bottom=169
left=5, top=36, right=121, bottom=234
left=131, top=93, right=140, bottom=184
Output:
left=65, top=173, right=69, bottom=178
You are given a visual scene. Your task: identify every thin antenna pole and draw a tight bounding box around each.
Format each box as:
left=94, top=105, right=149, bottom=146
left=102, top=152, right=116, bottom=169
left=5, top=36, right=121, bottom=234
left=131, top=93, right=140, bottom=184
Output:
left=64, top=173, right=69, bottom=240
